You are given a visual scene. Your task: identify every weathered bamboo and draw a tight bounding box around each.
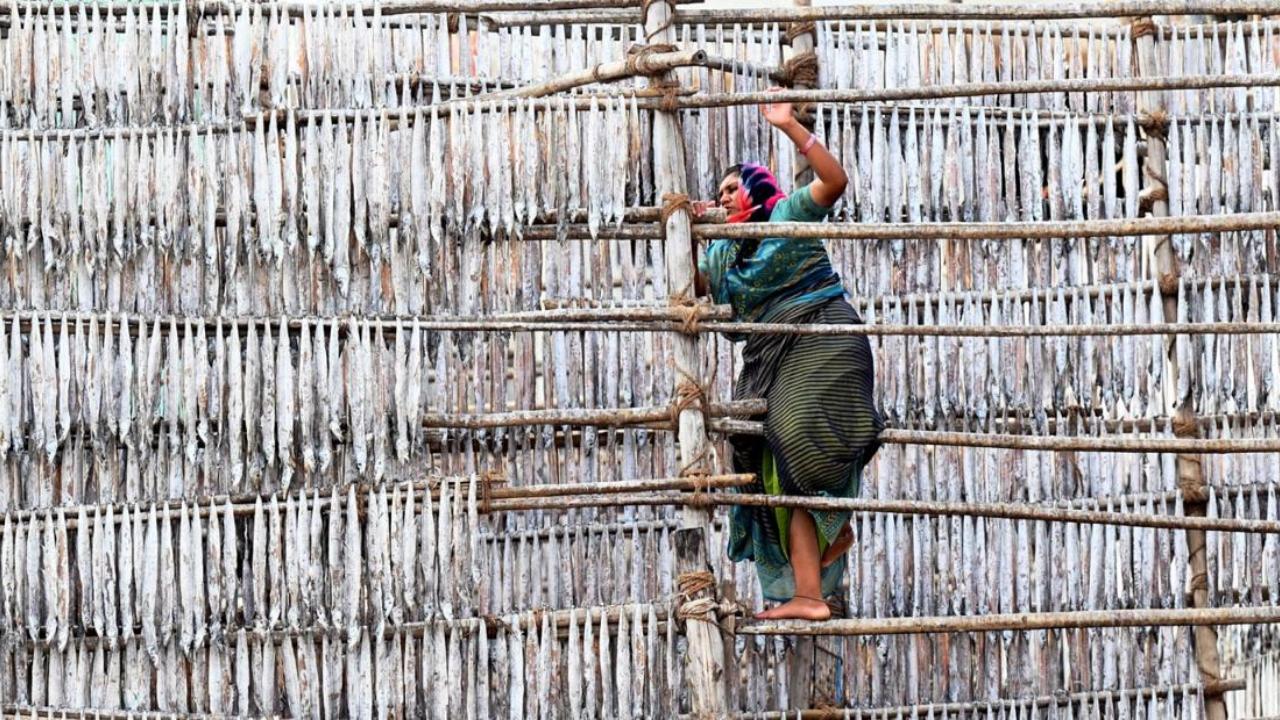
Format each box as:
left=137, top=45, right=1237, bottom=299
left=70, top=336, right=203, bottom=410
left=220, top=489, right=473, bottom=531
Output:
left=11, top=601, right=675, bottom=647
left=703, top=54, right=789, bottom=85
left=694, top=211, right=1280, bottom=241
left=687, top=1, right=1278, bottom=22
left=478, top=49, right=709, bottom=99
left=676, top=681, right=1247, bottom=719
left=859, top=274, right=1276, bottom=310
left=485, top=491, right=1280, bottom=533
left=0, top=474, right=755, bottom=528
left=481, top=1, right=1277, bottom=25
left=416, top=398, right=764, bottom=429
left=1136, top=18, right=1229, bottom=720
left=697, top=320, right=1280, bottom=338
left=646, top=0, right=729, bottom=714
left=737, top=606, right=1280, bottom=637
left=0, top=0, right=659, bottom=17
left=662, top=74, right=1280, bottom=109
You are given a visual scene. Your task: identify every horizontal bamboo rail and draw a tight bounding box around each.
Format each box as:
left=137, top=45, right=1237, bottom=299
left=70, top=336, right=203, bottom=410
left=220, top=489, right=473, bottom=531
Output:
left=0, top=474, right=754, bottom=528
left=6, top=311, right=1280, bottom=339
left=0, top=0, right=667, bottom=18
left=12, top=600, right=675, bottom=649
left=859, top=274, right=1276, bottom=311
left=485, top=491, right=1280, bottom=533
left=697, top=320, right=1280, bottom=338
left=662, top=74, right=1280, bottom=110
left=880, top=428, right=1280, bottom=453
left=481, top=0, right=1279, bottom=25
left=715, top=420, right=1280, bottom=453
left=737, top=605, right=1280, bottom=637
left=0, top=305, right=731, bottom=337
left=694, top=212, right=1280, bottom=241
left=679, top=681, right=1246, bottom=720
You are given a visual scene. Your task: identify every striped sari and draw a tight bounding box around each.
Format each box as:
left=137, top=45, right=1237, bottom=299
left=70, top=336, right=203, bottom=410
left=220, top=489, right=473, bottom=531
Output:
left=701, top=175, right=883, bottom=602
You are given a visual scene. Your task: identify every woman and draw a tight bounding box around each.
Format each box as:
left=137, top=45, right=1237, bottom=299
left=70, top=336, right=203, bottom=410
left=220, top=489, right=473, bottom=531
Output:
left=693, top=93, right=882, bottom=621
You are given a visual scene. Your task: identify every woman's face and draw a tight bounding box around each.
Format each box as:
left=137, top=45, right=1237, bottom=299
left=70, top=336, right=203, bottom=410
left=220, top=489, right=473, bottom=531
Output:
left=718, top=173, right=743, bottom=213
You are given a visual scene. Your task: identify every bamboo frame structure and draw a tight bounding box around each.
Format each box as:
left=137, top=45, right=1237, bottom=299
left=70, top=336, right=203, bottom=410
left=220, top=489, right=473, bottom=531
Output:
left=0, top=474, right=757, bottom=527
left=480, top=0, right=1280, bottom=25
left=7, top=310, right=1275, bottom=339
left=659, top=74, right=1280, bottom=109
left=694, top=211, right=1280, bottom=241
left=1136, top=21, right=1230, bottom=720
left=477, top=48, right=709, bottom=99
left=737, top=606, right=1280, bottom=637
left=482, top=491, right=1280, bottom=533
left=678, top=681, right=1247, bottom=720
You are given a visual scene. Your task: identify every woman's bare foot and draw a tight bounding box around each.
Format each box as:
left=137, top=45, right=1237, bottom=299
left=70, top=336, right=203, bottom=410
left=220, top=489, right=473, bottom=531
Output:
left=754, top=596, right=832, bottom=621
left=820, top=524, right=855, bottom=567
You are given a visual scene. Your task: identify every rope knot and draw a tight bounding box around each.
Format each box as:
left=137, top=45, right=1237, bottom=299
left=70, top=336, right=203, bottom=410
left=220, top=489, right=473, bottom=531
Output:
left=784, top=20, right=817, bottom=43
left=677, top=570, right=716, bottom=597
left=780, top=50, right=819, bottom=89
left=1129, top=17, right=1157, bottom=39
left=625, top=43, right=679, bottom=75
left=660, top=192, right=692, bottom=226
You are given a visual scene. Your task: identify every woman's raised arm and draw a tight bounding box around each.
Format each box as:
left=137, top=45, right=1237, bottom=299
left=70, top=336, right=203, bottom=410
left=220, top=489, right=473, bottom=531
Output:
left=762, top=89, right=847, bottom=208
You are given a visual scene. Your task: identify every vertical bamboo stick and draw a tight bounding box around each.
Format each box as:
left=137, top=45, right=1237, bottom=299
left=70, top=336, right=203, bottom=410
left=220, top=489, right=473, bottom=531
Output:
left=1135, top=19, right=1229, bottom=720
left=789, top=0, right=818, bottom=188
left=644, top=0, right=730, bottom=716
left=781, top=1, right=831, bottom=710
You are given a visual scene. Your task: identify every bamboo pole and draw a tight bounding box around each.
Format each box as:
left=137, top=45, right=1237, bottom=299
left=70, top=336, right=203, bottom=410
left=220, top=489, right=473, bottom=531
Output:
left=481, top=0, right=1280, bottom=25
left=0, top=474, right=755, bottom=527
left=857, top=274, right=1276, bottom=311
left=11, top=311, right=1280, bottom=340
left=738, top=606, right=1280, bottom=637
left=646, top=0, right=729, bottom=715
left=477, top=48, right=709, bottom=99
left=695, top=320, right=1280, bottom=337
left=694, top=211, right=1280, bottom=241
left=659, top=74, right=1280, bottom=109
left=0, top=0, right=658, bottom=18
left=416, top=398, right=764, bottom=429
left=1134, top=18, right=1230, bottom=720
left=671, top=1, right=1280, bottom=22
left=714, top=420, right=1280, bottom=453
left=484, top=491, right=1280, bottom=533
left=676, top=681, right=1247, bottom=719
left=9, top=601, right=675, bottom=648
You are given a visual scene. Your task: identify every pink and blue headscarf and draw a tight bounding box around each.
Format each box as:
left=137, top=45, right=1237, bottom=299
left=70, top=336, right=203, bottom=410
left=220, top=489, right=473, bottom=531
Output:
left=727, top=163, right=788, bottom=224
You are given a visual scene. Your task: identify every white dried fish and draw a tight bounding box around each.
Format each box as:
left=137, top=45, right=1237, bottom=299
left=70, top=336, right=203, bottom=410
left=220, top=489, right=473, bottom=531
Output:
left=261, top=321, right=278, bottom=469
left=345, top=484, right=362, bottom=645
left=277, top=317, right=295, bottom=485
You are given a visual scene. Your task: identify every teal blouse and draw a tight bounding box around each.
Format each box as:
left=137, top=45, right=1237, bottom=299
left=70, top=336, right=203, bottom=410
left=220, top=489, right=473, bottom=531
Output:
left=699, top=184, right=843, bottom=336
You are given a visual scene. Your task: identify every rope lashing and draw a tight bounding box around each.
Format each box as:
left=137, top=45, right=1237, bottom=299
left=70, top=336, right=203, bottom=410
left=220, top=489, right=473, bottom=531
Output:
left=624, top=43, right=680, bottom=74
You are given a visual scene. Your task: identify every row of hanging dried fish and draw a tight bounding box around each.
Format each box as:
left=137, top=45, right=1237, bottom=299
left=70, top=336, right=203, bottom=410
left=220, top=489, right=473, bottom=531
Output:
left=816, top=108, right=1280, bottom=296
left=0, top=480, right=487, bottom=650
left=0, top=98, right=649, bottom=313
left=812, top=19, right=1280, bottom=114
left=854, top=275, right=1280, bottom=427
left=815, top=21, right=1137, bottom=113
left=5, top=106, right=1278, bottom=315
left=831, top=627, right=1204, bottom=710
left=1221, top=626, right=1280, bottom=720
left=0, top=483, right=687, bottom=648
left=0, top=602, right=678, bottom=719
left=0, top=313, right=686, bottom=509
left=3, top=443, right=1274, bottom=657
left=0, top=2, right=668, bottom=128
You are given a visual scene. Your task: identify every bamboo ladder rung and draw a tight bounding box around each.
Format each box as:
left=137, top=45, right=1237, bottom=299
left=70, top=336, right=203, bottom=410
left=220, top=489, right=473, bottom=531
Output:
left=737, top=606, right=1280, bottom=637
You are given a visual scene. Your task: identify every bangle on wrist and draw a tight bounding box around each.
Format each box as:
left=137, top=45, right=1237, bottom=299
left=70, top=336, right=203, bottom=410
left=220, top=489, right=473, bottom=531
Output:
left=799, top=133, right=817, bottom=155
